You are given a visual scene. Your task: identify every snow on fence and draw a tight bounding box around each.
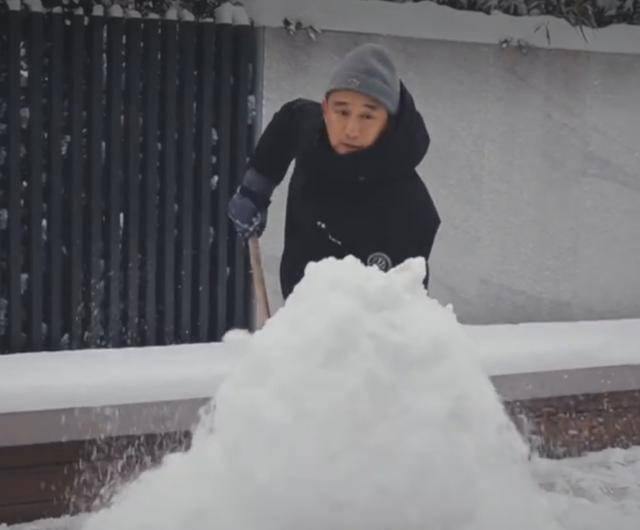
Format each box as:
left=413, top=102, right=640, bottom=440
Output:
left=0, top=5, right=259, bottom=354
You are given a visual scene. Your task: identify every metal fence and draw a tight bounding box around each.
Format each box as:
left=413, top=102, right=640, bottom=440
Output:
left=0, top=6, right=257, bottom=354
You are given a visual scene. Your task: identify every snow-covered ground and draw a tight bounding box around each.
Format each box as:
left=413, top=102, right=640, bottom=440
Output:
left=3, top=258, right=639, bottom=530
left=5, top=446, right=640, bottom=530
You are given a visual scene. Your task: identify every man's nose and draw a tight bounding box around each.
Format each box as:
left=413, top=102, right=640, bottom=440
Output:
left=344, top=116, right=360, bottom=138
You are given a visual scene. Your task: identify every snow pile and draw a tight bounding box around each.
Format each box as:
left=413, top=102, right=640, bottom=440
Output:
left=82, top=256, right=560, bottom=530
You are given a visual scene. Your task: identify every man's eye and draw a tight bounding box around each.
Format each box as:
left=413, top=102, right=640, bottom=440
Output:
left=362, top=114, right=374, bottom=120
left=338, top=110, right=350, bottom=117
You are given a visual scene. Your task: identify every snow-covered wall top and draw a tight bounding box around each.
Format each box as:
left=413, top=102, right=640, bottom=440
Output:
left=0, top=343, right=236, bottom=414
left=243, top=0, right=640, bottom=55
left=1, top=319, right=639, bottom=415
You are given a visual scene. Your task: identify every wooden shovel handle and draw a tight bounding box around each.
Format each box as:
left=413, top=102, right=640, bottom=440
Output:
left=248, top=236, right=271, bottom=329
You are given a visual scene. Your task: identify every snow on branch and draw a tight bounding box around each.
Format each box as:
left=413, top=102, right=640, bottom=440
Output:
left=24, top=0, right=44, bottom=12
left=108, top=3, right=123, bottom=17
left=384, top=0, right=639, bottom=29
left=214, top=2, right=233, bottom=23
left=4, top=1, right=251, bottom=24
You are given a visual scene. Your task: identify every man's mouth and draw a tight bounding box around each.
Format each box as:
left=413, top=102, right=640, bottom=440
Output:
left=341, top=143, right=361, bottom=152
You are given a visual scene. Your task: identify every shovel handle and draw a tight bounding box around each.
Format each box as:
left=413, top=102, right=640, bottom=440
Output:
left=248, top=235, right=271, bottom=329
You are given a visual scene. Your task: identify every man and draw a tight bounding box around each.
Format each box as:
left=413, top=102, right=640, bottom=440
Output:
left=228, top=43, right=440, bottom=299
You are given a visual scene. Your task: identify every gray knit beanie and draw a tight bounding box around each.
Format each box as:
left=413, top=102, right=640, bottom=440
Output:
left=326, top=43, right=401, bottom=114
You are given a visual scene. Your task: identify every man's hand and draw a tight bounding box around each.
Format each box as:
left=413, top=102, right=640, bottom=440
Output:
left=227, top=168, right=276, bottom=239
left=228, top=186, right=269, bottom=239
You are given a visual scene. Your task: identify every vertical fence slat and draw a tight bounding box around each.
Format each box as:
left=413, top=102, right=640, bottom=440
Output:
left=142, top=18, right=160, bottom=345
left=0, top=13, right=6, bottom=354
left=124, top=18, right=143, bottom=346
left=105, top=14, right=124, bottom=347
left=47, top=11, right=64, bottom=350
left=27, top=9, right=45, bottom=351
left=86, top=11, right=105, bottom=347
left=214, top=23, right=232, bottom=340
left=230, top=24, right=251, bottom=330
left=7, top=8, right=23, bottom=352
left=159, top=19, right=178, bottom=344
left=194, top=23, right=215, bottom=342
left=177, top=21, right=196, bottom=343
left=68, top=11, right=85, bottom=349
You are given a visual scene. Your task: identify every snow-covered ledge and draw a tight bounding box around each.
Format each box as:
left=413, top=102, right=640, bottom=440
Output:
left=0, top=344, right=238, bottom=447
left=467, top=318, right=640, bottom=402
left=0, top=343, right=237, bottom=414
left=467, top=318, right=640, bottom=376
left=242, top=0, right=640, bottom=55
left=1, top=319, right=638, bottom=447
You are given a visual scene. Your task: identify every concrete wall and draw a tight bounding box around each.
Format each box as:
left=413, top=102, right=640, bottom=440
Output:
left=258, top=28, right=640, bottom=324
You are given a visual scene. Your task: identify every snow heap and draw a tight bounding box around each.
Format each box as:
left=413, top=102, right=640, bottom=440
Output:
left=82, top=256, right=561, bottom=530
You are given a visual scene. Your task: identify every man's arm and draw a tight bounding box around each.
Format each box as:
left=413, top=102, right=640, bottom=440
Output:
left=248, top=99, right=305, bottom=186
left=402, top=178, right=440, bottom=291
left=228, top=100, right=303, bottom=238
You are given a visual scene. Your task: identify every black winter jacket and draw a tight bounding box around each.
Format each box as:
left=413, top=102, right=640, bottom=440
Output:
left=249, top=83, right=440, bottom=299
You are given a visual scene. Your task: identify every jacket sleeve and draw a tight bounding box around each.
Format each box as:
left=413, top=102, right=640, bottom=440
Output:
left=404, top=177, right=440, bottom=290
left=248, top=99, right=303, bottom=187
left=420, top=195, right=440, bottom=290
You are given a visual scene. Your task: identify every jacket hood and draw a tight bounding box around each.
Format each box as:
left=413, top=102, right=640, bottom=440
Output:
left=376, top=82, right=430, bottom=173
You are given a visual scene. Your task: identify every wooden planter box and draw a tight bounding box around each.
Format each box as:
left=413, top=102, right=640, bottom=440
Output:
left=2, top=365, right=639, bottom=526
left=0, top=432, right=191, bottom=524
left=495, top=364, right=640, bottom=458
left=0, top=399, right=208, bottom=525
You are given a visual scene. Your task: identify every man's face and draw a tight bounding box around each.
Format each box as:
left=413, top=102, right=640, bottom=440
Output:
left=322, top=90, right=390, bottom=155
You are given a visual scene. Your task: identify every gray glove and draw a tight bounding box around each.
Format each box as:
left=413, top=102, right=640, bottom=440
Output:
left=228, top=168, right=276, bottom=239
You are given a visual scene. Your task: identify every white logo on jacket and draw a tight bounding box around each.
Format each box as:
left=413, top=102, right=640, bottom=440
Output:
left=367, top=252, right=392, bottom=272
